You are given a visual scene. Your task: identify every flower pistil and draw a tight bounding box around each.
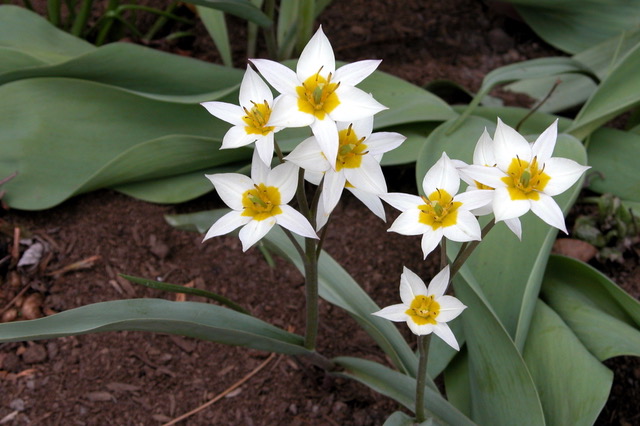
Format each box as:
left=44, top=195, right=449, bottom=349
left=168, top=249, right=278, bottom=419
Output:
left=502, top=156, right=550, bottom=201
left=296, top=67, right=340, bottom=119
left=406, top=295, right=440, bottom=325
left=241, top=183, right=282, bottom=221
left=418, top=189, right=461, bottom=230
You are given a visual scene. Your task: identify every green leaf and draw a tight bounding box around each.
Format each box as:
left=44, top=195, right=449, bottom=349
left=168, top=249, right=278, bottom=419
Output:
left=0, top=5, right=95, bottom=64
left=0, top=43, right=244, bottom=103
left=197, top=6, right=233, bottom=67
left=586, top=127, right=640, bottom=202
left=523, top=299, right=612, bottom=426
left=182, top=0, right=271, bottom=27
left=568, top=41, right=640, bottom=140
left=0, top=78, right=239, bottom=210
left=379, top=122, right=439, bottom=166
left=334, top=357, right=476, bottom=426
left=542, top=255, right=640, bottom=360
left=0, top=47, right=48, bottom=74
left=509, top=0, right=640, bottom=54
left=451, top=57, right=597, bottom=133
left=0, top=298, right=312, bottom=355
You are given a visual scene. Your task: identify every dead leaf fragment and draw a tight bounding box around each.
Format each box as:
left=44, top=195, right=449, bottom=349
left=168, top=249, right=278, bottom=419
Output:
left=552, top=238, right=598, bottom=262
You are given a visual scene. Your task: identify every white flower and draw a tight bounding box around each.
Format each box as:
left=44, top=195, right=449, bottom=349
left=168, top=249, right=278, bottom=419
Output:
left=200, top=66, right=282, bottom=165
left=285, top=116, right=405, bottom=229
left=463, top=119, right=590, bottom=233
left=383, top=153, right=487, bottom=258
left=373, top=266, right=466, bottom=350
left=204, top=151, right=317, bottom=251
left=250, top=26, right=387, bottom=165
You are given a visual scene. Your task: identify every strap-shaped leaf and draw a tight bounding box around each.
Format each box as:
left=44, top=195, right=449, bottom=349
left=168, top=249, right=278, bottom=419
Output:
left=0, top=298, right=311, bottom=355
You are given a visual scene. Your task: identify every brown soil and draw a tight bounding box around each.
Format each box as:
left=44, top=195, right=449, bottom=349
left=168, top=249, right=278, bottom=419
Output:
left=1, top=0, right=639, bottom=425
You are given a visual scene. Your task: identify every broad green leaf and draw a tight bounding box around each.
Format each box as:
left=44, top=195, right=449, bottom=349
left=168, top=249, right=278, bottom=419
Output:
left=450, top=57, right=597, bottom=133
left=506, top=29, right=640, bottom=113
left=0, top=43, right=244, bottom=103
left=0, top=78, right=234, bottom=210
left=0, top=5, right=95, bottom=64
left=197, top=6, right=233, bottom=67
left=542, top=255, right=640, bottom=360
left=452, top=105, right=572, bottom=135
left=586, top=127, right=640, bottom=202
left=568, top=41, right=640, bottom=140
left=334, top=357, right=476, bottom=426
left=509, top=0, right=640, bottom=54
left=0, top=47, right=47, bottom=74
left=276, top=0, right=299, bottom=60
left=165, top=209, right=419, bottom=377
left=443, top=349, right=472, bottom=417
left=0, top=298, right=312, bottom=355
left=523, top=299, right=612, bottom=426
left=450, top=267, right=546, bottom=426
left=382, top=411, right=422, bottom=426
left=182, top=0, right=271, bottom=27
left=380, top=122, right=439, bottom=166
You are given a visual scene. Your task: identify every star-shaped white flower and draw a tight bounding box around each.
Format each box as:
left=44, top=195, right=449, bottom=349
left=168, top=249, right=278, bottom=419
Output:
left=383, top=153, right=487, bottom=258
left=373, top=266, right=466, bottom=350
left=201, top=66, right=282, bottom=165
left=463, top=119, right=590, bottom=233
left=285, top=116, right=405, bottom=229
left=204, top=151, right=317, bottom=251
left=250, top=26, right=387, bottom=166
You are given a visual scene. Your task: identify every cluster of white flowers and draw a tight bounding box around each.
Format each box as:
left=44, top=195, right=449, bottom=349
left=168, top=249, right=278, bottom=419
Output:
left=200, top=27, right=588, bottom=351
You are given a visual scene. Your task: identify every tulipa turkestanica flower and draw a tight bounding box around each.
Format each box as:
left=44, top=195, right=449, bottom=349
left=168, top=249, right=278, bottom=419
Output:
left=203, top=151, right=317, bottom=251
left=285, top=116, right=405, bottom=229
left=250, top=26, right=387, bottom=166
left=200, top=66, right=282, bottom=165
left=373, top=266, right=466, bottom=350
left=462, top=119, right=590, bottom=233
left=383, top=153, right=487, bottom=258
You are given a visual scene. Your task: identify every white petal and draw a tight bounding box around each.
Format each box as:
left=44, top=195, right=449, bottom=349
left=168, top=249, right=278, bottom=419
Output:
left=473, top=128, right=495, bottom=165
left=267, top=162, right=299, bottom=203
left=422, top=153, right=460, bottom=196
left=200, top=101, right=245, bottom=126
left=285, top=137, right=329, bottom=172
left=531, top=120, right=558, bottom=163
left=432, top=323, right=460, bottom=351
left=344, top=156, right=387, bottom=194
left=493, top=118, right=532, bottom=170
left=381, top=192, right=422, bottom=211
left=334, top=59, right=381, bottom=86
left=238, top=218, right=275, bottom=251
left=329, top=86, right=387, bottom=121
left=277, top=205, right=317, bottom=239
left=388, top=209, right=429, bottom=236
left=239, top=65, right=273, bottom=107
left=206, top=173, right=253, bottom=211
left=421, top=229, right=443, bottom=259
left=221, top=126, right=260, bottom=149
left=365, top=132, right=406, bottom=157
left=493, top=187, right=531, bottom=221
left=455, top=189, right=494, bottom=212
left=442, top=210, right=481, bottom=242
left=338, top=115, right=373, bottom=138
left=249, top=59, right=298, bottom=96
left=541, top=157, right=589, bottom=196
left=321, top=169, right=346, bottom=217
left=530, top=193, right=568, bottom=233
left=372, top=304, right=409, bottom=322
left=407, top=320, right=435, bottom=336
left=250, top=149, right=270, bottom=183
left=426, top=266, right=450, bottom=298
left=504, top=217, right=522, bottom=240
left=297, top=26, right=335, bottom=79
left=347, top=187, right=386, bottom=222
left=435, top=295, right=466, bottom=322
left=400, top=266, right=428, bottom=305
left=310, top=117, right=339, bottom=167
left=305, top=169, right=324, bottom=186
left=268, top=95, right=315, bottom=127
left=255, top=132, right=275, bottom=165
left=315, top=193, right=330, bottom=231
left=461, top=164, right=506, bottom=189
left=203, top=210, right=249, bottom=241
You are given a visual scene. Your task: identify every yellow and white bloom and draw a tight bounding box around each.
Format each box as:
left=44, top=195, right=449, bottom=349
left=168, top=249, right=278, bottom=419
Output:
left=463, top=119, right=589, bottom=233
left=201, top=66, right=281, bottom=165
left=250, top=26, right=386, bottom=165
left=383, top=153, right=487, bottom=258
left=204, top=151, right=317, bottom=251
left=285, top=116, right=405, bottom=229
left=373, top=266, right=466, bottom=350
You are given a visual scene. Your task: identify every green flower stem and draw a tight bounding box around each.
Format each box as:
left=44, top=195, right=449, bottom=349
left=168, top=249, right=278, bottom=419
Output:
left=303, top=236, right=319, bottom=350
left=47, top=0, right=61, bottom=27
left=450, top=219, right=496, bottom=280
left=415, top=334, right=432, bottom=423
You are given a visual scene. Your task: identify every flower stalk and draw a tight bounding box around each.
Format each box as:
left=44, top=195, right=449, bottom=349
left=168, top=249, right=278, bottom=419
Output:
left=415, top=334, right=432, bottom=423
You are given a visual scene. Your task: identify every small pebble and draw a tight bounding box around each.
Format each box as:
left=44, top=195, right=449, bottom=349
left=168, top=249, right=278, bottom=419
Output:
left=21, top=344, right=47, bottom=364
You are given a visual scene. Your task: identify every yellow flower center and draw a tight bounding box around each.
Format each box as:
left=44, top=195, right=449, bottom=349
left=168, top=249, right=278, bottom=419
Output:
left=336, top=124, right=367, bottom=171
left=501, top=156, right=550, bottom=201
left=242, top=101, right=275, bottom=136
left=296, top=67, right=340, bottom=120
left=406, top=294, right=440, bottom=325
left=418, top=189, right=461, bottom=230
left=241, top=183, right=282, bottom=221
